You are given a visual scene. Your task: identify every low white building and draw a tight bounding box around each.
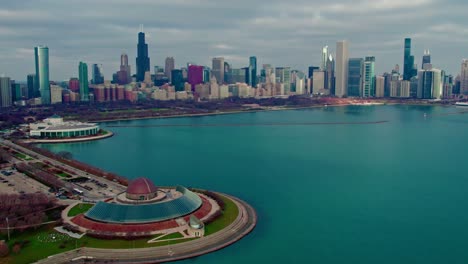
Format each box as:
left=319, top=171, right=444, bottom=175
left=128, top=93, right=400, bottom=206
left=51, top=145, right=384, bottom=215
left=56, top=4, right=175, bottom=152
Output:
left=29, top=115, right=100, bottom=138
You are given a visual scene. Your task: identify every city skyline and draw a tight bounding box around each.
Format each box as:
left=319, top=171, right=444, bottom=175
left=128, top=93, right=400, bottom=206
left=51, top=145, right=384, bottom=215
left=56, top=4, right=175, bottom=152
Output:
left=0, top=0, right=467, bottom=81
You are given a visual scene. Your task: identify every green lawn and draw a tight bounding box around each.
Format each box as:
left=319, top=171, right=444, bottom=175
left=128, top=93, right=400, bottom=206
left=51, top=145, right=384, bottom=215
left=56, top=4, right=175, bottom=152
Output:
left=14, top=153, right=27, bottom=160
left=67, top=204, right=94, bottom=217
left=204, top=195, right=239, bottom=236
left=3, top=228, right=198, bottom=264
left=56, top=172, right=71, bottom=178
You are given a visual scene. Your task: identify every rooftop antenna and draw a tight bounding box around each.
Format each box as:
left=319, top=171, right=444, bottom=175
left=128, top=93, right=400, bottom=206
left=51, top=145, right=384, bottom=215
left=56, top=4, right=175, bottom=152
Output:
left=139, top=24, right=144, bottom=33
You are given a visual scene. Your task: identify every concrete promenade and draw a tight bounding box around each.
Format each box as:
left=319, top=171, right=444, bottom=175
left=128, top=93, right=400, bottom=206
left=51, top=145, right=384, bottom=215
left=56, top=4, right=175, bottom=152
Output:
left=36, top=194, right=257, bottom=263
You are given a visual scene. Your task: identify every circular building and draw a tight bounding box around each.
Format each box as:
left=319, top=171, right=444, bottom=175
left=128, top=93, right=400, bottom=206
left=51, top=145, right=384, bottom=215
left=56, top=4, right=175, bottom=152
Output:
left=126, top=177, right=158, bottom=201
left=29, top=115, right=100, bottom=139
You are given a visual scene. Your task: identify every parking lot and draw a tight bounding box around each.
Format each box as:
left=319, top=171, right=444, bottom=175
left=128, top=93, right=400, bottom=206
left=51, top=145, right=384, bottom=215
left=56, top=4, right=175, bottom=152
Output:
left=0, top=167, right=54, bottom=196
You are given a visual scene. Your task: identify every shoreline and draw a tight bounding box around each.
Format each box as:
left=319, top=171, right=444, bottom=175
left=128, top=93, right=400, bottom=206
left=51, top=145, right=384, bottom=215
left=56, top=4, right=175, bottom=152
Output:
left=91, top=101, right=453, bottom=124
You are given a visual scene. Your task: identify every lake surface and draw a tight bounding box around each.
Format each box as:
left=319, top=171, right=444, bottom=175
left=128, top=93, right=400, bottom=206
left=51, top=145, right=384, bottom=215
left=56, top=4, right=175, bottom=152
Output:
left=40, top=105, right=468, bottom=264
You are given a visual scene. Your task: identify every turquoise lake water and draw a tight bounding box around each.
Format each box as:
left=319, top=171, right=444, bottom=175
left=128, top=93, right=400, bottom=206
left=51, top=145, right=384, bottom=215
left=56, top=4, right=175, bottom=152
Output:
left=40, top=105, right=468, bottom=263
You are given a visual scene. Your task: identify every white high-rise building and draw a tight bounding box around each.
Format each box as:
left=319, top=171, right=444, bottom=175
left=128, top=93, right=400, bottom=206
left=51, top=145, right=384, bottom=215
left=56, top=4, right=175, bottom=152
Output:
left=375, top=76, right=385, bottom=98
left=165, top=57, right=175, bottom=82
left=335, top=40, right=349, bottom=97
left=460, top=59, right=468, bottom=95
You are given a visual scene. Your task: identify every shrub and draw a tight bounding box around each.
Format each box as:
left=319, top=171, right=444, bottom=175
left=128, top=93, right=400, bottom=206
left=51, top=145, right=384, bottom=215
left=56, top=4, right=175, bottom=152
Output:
left=0, top=241, right=9, bottom=257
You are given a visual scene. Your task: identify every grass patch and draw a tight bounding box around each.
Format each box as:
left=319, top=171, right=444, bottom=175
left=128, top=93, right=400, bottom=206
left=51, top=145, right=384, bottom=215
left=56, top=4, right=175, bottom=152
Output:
left=14, top=153, right=27, bottom=160
left=4, top=227, right=198, bottom=264
left=67, top=203, right=94, bottom=217
left=204, top=195, right=239, bottom=236
left=57, top=172, right=71, bottom=178
left=150, top=108, right=169, bottom=112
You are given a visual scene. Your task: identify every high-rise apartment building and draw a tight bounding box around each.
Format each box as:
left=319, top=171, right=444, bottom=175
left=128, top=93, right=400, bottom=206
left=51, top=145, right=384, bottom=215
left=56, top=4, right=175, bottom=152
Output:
left=403, top=38, right=417, bottom=81
left=34, top=45, right=50, bottom=104
left=0, top=77, right=12, bottom=107
left=362, top=57, right=376, bottom=97
left=335, top=40, right=349, bottom=97
left=460, top=59, right=468, bottom=95
left=212, top=57, right=224, bottom=85
left=275, top=67, right=291, bottom=94
left=136, top=31, right=150, bottom=82
left=347, top=58, right=363, bottom=97
left=375, top=76, right=385, bottom=98
left=165, top=57, right=175, bottom=82
left=79, top=62, right=89, bottom=101
left=68, top=78, right=79, bottom=93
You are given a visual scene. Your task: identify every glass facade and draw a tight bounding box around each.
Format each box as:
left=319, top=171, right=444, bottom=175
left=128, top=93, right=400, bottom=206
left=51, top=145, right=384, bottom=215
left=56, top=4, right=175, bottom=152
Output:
left=249, top=56, right=257, bottom=87
left=171, top=69, right=184, bottom=91
left=347, top=58, right=363, bottom=97
left=79, top=62, right=89, bottom=101
left=35, top=46, right=50, bottom=104
left=39, top=127, right=99, bottom=138
left=136, top=32, right=150, bottom=82
left=363, top=57, right=375, bottom=97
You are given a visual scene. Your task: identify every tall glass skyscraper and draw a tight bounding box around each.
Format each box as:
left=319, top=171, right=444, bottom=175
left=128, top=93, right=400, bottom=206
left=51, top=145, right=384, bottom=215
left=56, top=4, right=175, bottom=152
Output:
left=403, top=38, right=416, bottom=81
left=34, top=46, right=50, bottom=104
left=136, top=31, right=150, bottom=82
left=79, top=62, right=89, bottom=101
left=249, top=56, right=257, bottom=87
left=347, top=58, right=363, bottom=97
left=363, top=57, right=376, bottom=97
left=422, top=50, right=431, bottom=69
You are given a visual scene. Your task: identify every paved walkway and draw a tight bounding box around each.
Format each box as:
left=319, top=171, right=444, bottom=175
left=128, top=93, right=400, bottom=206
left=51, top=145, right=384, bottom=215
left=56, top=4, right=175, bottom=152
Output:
left=36, top=194, right=257, bottom=263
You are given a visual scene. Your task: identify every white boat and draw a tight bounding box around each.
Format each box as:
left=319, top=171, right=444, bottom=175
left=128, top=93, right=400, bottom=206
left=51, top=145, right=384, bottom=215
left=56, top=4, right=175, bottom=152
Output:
left=455, top=102, right=468, bottom=107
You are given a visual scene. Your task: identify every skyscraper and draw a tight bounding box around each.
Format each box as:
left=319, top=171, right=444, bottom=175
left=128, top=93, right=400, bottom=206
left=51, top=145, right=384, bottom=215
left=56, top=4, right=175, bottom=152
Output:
left=249, top=56, right=257, bottom=87
left=0, top=77, right=12, bottom=107
left=335, top=40, right=349, bottom=97
left=171, top=69, right=184, bottom=91
left=188, top=65, right=204, bottom=91
left=136, top=31, right=150, bottom=82
left=403, top=38, right=417, bottom=81
left=79, top=62, right=89, bottom=101
left=27, top=74, right=37, bottom=99
left=422, top=50, right=431, bottom=69
left=119, top=53, right=131, bottom=85
left=362, top=57, right=376, bottom=97
left=347, top=58, right=363, bottom=97
left=321, top=46, right=329, bottom=70
left=460, top=59, right=468, bottom=95
left=212, top=57, right=224, bottom=85
left=275, top=67, right=291, bottom=94
left=34, top=45, right=50, bottom=104
left=165, top=57, right=175, bottom=82
left=69, top=78, right=79, bottom=92
left=92, top=64, right=104, bottom=84
left=417, top=64, right=442, bottom=99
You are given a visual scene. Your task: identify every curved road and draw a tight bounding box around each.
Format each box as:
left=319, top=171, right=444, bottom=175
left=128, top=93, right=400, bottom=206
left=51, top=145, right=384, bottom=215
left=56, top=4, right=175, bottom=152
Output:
left=36, top=193, right=257, bottom=263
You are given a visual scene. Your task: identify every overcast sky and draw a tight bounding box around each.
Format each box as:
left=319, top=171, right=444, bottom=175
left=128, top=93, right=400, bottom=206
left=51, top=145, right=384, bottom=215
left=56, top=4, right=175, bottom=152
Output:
left=1, top=0, right=467, bottom=81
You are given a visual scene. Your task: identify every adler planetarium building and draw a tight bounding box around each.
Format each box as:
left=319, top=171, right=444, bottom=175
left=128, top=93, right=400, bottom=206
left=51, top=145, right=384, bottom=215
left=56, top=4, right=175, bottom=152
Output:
left=67, top=177, right=218, bottom=238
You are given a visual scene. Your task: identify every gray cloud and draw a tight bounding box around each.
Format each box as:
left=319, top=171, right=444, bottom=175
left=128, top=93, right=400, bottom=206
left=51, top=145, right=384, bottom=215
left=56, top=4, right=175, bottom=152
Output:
left=0, top=0, right=466, bottom=81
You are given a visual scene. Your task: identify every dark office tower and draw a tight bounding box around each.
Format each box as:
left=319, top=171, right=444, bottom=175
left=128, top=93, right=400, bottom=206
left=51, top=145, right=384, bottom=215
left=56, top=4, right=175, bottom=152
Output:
left=249, top=56, right=257, bottom=87
left=203, top=67, right=211, bottom=83
left=171, top=69, right=184, bottom=91
left=0, top=77, right=12, bottom=107
left=79, top=62, right=89, bottom=101
left=27, top=74, right=37, bottom=99
left=308, top=66, right=319, bottom=78
left=224, top=62, right=231, bottom=84
left=188, top=65, right=204, bottom=91
left=347, top=58, right=363, bottom=97
left=136, top=31, right=150, bottom=82
left=422, top=50, right=431, bottom=69
left=403, top=38, right=416, bottom=81
left=92, top=64, right=104, bottom=84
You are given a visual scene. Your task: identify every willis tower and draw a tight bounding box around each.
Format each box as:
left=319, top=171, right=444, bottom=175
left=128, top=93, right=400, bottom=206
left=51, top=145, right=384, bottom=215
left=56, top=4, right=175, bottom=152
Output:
left=136, top=28, right=150, bottom=82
